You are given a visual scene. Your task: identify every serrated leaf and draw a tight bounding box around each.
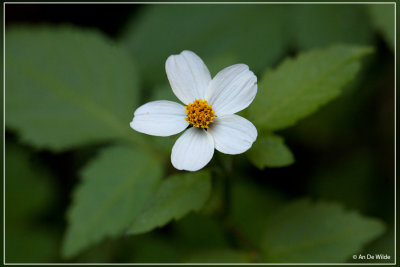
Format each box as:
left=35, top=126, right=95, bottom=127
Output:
left=62, top=145, right=163, bottom=258
left=128, top=171, right=211, bottom=235
left=6, top=26, right=140, bottom=150
left=367, top=4, right=395, bottom=51
left=247, top=133, right=294, bottom=169
left=261, top=199, right=385, bottom=263
left=249, top=45, right=373, bottom=131
left=120, top=5, right=290, bottom=85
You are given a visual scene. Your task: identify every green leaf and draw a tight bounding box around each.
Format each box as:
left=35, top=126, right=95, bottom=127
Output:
left=261, top=199, right=385, bottom=263
left=249, top=45, right=373, bottom=131
left=247, top=133, right=294, bottom=168
left=62, top=145, right=163, bottom=258
left=367, top=4, right=395, bottom=51
left=6, top=143, right=59, bottom=262
left=128, top=171, right=211, bottom=235
left=120, top=5, right=290, bottom=85
left=6, top=26, right=140, bottom=151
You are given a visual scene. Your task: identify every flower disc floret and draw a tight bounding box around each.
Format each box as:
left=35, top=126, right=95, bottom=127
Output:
left=185, top=99, right=216, bottom=128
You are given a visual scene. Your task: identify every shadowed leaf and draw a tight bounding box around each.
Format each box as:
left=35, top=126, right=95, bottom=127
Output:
left=128, top=171, right=211, bottom=235
left=261, top=199, right=385, bottom=262
left=62, top=145, right=163, bottom=258
left=249, top=45, right=373, bottom=131
left=6, top=26, right=140, bottom=150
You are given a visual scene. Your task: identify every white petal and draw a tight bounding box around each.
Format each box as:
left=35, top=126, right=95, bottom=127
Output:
left=208, top=114, right=257, bottom=154
left=205, top=64, right=257, bottom=116
left=130, top=100, right=188, bottom=136
left=166, top=50, right=211, bottom=105
left=171, top=127, right=214, bottom=171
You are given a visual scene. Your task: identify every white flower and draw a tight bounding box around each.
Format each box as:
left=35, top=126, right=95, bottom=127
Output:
left=130, top=50, right=258, bottom=171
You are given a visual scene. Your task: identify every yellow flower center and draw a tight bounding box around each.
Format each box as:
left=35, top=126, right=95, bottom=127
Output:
left=185, top=99, right=216, bottom=128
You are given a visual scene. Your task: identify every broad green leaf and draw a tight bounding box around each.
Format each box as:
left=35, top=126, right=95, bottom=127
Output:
left=62, top=145, right=163, bottom=258
left=261, top=199, right=385, bottom=263
left=120, top=5, right=290, bottom=85
left=247, top=133, right=294, bottom=168
left=6, top=143, right=58, bottom=262
left=128, top=171, right=211, bottom=235
left=367, top=4, right=395, bottom=51
left=183, top=249, right=253, bottom=263
left=6, top=26, right=140, bottom=151
left=249, top=45, right=373, bottom=131
left=292, top=5, right=373, bottom=50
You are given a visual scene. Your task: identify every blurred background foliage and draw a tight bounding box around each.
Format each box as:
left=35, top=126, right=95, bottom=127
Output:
left=4, top=3, right=394, bottom=263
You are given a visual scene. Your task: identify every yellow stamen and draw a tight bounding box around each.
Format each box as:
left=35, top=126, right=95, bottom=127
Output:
left=185, top=99, right=216, bottom=128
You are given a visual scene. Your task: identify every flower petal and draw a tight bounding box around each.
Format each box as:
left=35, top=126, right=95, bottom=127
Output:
left=171, top=127, right=214, bottom=171
left=166, top=50, right=211, bottom=105
left=208, top=114, right=257, bottom=154
left=130, top=100, right=188, bottom=136
left=205, top=64, right=257, bottom=116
